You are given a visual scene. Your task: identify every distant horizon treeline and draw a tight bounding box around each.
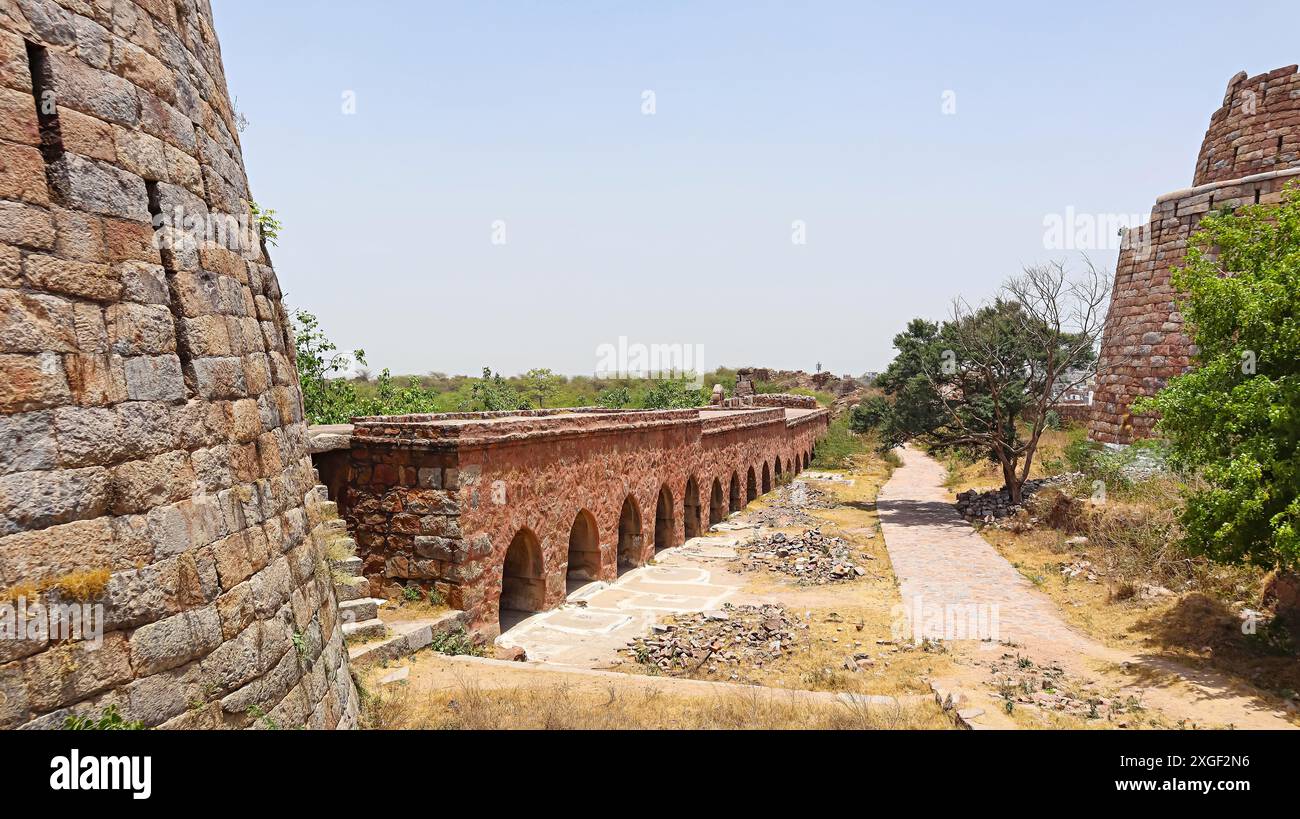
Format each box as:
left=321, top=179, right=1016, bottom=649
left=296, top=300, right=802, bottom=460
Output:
left=293, top=309, right=839, bottom=424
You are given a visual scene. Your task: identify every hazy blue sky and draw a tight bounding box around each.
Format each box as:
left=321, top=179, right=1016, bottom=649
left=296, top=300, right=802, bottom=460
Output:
left=212, top=0, right=1298, bottom=377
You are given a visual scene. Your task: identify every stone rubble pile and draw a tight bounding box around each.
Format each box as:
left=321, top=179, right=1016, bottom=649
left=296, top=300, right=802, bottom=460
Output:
left=623, top=604, right=804, bottom=674
left=750, top=481, right=834, bottom=526
left=735, top=528, right=866, bottom=583
left=954, top=473, right=1080, bottom=520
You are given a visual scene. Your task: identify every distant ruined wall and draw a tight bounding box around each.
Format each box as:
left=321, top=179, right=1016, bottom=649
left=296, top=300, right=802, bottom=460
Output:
left=0, top=0, right=356, bottom=728
left=721, top=393, right=818, bottom=409
left=341, top=407, right=828, bottom=635
left=1090, top=66, right=1300, bottom=444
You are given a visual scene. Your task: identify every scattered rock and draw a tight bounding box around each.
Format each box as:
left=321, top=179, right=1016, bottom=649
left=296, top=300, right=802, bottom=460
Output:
left=734, top=527, right=866, bottom=584
left=623, top=603, right=804, bottom=677
left=954, top=473, right=1080, bottom=521
left=493, top=645, right=527, bottom=662
left=987, top=653, right=1137, bottom=722
left=1139, top=584, right=1174, bottom=600
left=377, top=666, right=409, bottom=686
left=1060, top=559, right=1098, bottom=583
left=750, top=481, right=835, bottom=526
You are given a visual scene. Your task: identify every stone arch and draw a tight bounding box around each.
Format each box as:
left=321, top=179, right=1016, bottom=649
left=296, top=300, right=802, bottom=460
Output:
left=761, top=462, right=771, bottom=493
left=683, top=476, right=702, bottom=540
left=566, top=509, right=601, bottom=581
left=709, top=478, right=726, bottom=526
left=746, top=467, right=758, bottom=502
left=654, top=484, right=675, bottom=550
left=774, top=456, right=783, bottom=481
left=729, top=472, right=742, bottom=512
left=617, top=495, right=643, bottom=569
left=500, top=527, right=545, bottom=629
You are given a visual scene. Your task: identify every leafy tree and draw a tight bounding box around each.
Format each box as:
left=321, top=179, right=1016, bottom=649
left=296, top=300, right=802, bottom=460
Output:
left=853, top=261, right=1108, bottom=503
left=361, top=369, right=440, bottom=416
left=519, top=367, right=563, bottom=408
left=293, top=309, right=366, bottom=424
left=1135, top=185, right=1300, bottom=570
left=597, top=386, right=632, bottom=408
left=467, top=368, right=527, bottom=411
left=642, top=378, right=707, bottom=409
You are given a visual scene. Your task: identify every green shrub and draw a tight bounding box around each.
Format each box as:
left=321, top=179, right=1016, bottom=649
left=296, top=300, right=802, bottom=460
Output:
left=64, top=704, right=146, bottom=731
left=810, top=415, right=869, bottom=469
left=429, top=627, right=484, bottom=656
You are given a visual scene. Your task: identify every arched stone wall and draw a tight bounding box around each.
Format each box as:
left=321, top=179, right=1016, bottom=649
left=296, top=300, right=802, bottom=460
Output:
left=343, top=406, right=829, bottom=635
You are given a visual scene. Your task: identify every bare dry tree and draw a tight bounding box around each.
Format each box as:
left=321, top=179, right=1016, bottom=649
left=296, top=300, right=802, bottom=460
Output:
left=917, top=257, right=1111, bottom=502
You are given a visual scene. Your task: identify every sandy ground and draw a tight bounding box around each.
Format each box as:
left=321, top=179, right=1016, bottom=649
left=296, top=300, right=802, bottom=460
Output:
left=878, top=444, right=1297, bottom=730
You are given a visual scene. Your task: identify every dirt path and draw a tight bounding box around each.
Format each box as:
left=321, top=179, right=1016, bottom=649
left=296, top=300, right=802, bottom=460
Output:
left=878, top=444, right=1296, bottom=729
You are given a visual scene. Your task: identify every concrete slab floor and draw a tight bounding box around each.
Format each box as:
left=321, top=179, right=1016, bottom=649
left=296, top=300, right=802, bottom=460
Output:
left=496, top=527, right=770, bottom=667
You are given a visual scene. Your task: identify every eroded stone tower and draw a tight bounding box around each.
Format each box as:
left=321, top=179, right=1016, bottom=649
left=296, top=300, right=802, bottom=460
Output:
left=1090, top=65, right=1300, bottom=444
left=1, top=0, right=356, bottom=728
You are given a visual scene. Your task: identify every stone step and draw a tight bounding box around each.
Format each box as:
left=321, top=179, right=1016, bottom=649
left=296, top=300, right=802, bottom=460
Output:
left=333, top=555, right=363, bottom=577
left=334, top=574, right=371, bottom=602
left=341, top=617, right=387, bottom=644
left=347, top=610, right=468, bottom=667
left=338, top=597, right=386, bottom=623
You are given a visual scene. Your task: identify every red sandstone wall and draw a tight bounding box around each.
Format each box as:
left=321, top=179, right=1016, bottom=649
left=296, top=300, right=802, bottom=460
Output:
left=342, top=408, right=827, bottom=634
left=1194, top=66, right=1300, bottom=186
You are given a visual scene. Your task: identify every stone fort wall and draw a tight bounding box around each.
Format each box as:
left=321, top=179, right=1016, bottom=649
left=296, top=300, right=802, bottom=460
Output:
left=1090, top=66, right=1300, bottom=444
left=0, top=0, right=356, bottom=728
left=338, top=407, right=828, bottom=636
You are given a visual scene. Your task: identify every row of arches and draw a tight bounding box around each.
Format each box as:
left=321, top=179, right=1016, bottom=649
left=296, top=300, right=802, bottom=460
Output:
left=498, top=446, right=816, bottom=631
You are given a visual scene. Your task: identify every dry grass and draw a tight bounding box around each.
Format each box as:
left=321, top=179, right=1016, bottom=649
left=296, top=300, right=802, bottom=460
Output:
left=382, top=596, right=451, bottom=624
left=0, top=567, right=112, bottom=604
left=632, top=450, right=962, bottom=699
left=982, top=489, right=1300, bottom=705
left=939, top=426, right=1079, bottom=493
left=363, top=673, right=951, bottom=730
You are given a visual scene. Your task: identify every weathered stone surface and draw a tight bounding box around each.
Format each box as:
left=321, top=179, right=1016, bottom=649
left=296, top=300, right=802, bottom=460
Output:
left=0, top=292, right=77, bottom=354
left=1092, top=66, right=1300, bottom=444
left=0, top=411, right=56, bottom=474
left=23, top=632, right=132, bottom=713
left=0, top=353, right=71, bottom=412
left=123, top=353, right=184, bottom=400
left=0, top=0, right=354, bottom=730
left=47, top=153, right=149, bottom=222
left=0, top=466, right=109, bottom=534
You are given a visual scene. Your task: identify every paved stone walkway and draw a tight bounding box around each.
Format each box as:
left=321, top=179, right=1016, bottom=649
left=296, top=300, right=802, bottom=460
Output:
left=878, top=444, right=1297, bottom=729
left=877, top=445, right=1096, bottom=652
